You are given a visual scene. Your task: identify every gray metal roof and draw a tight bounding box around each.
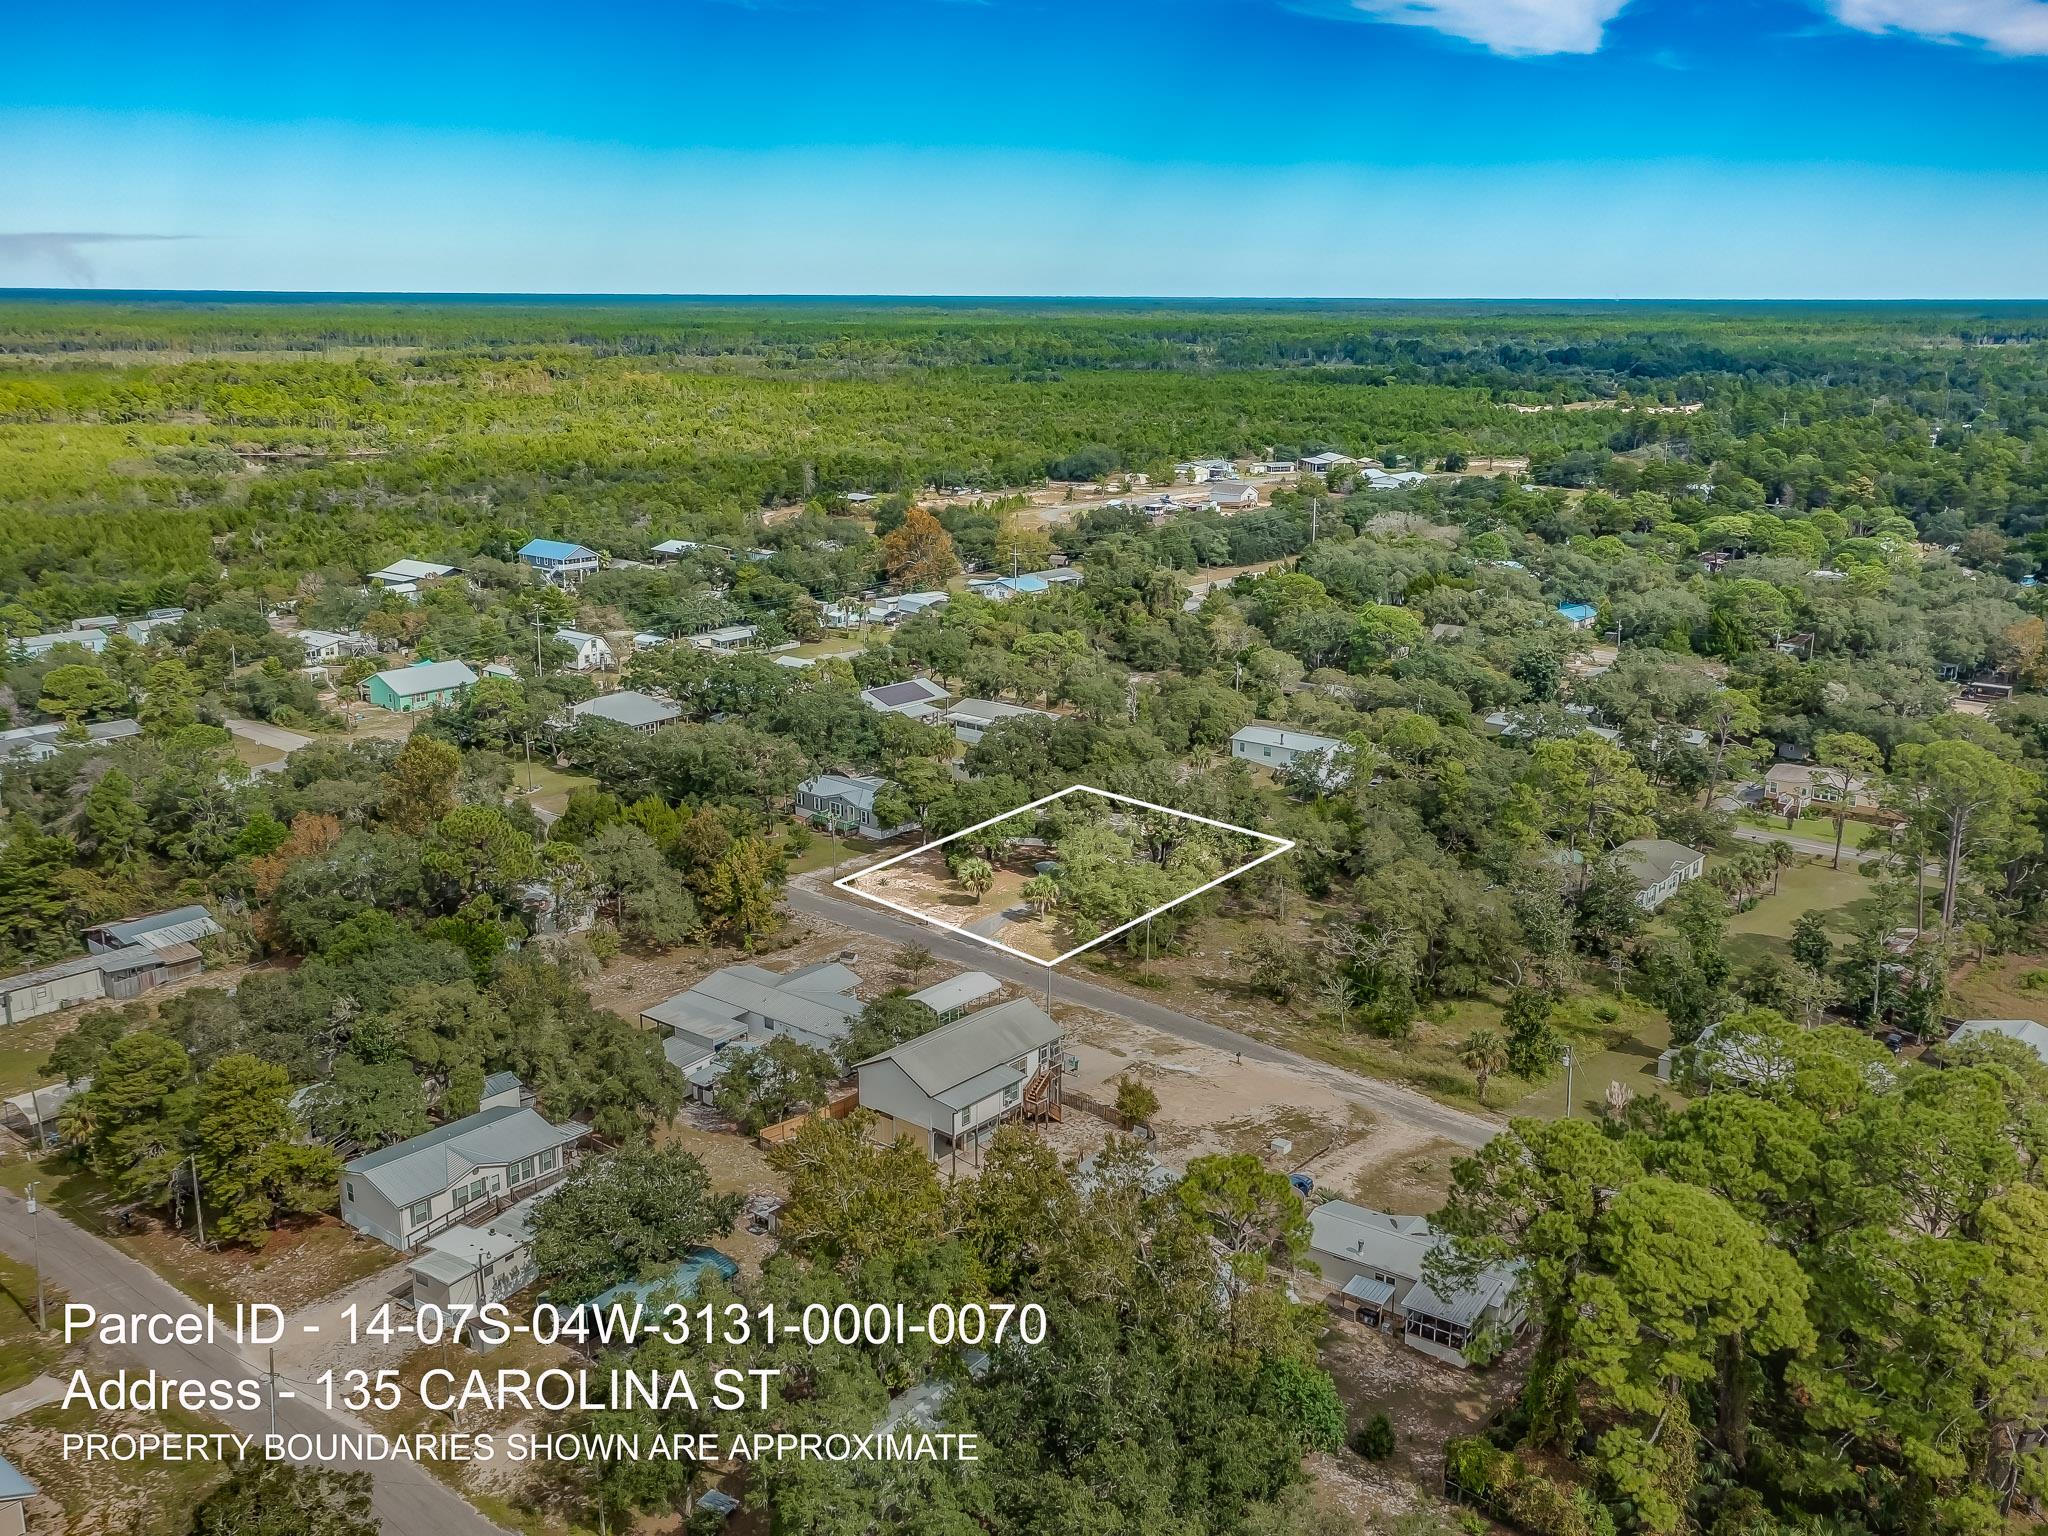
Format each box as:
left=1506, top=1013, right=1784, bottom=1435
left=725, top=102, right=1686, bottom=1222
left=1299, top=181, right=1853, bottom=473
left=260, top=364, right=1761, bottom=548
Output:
left=1951, top=1017, right=2048, bottom=1064
left=372, top=660, right=478, bottom=696
left=642, top=962, right=860, bottom=1044
left=570, top=690, right=680, bottom=729
left=345, top=1105, right=585, bottom=1209
left=483, top=1070, right=522, bottom=1098
left=1308, top=1200, right=1520, bottom=1328
left=1342, top=1273, right=1396, bottom=1305
left=1613, top=838, right=1705, bottom=892
left=859, top=997, right=1061, bottom=1098
left=89, top=905, right=221, bottom=951
left=908, top=971, right=1001, bottom=1016
left=943, top=699, right=1050, bottom=728
left=1232, top=723, right=1344, bottom=753
left=800, top=772, right=889, bottom=812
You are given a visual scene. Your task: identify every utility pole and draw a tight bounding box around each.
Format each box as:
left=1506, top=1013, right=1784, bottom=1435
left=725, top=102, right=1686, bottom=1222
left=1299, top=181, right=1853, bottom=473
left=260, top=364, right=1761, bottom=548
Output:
left=26, top=1182, right=45, bottom=1329
left=189, top=1154, right=206, bottom=1248
left=1562, top=1046, right=1575, bottom=1120
left=1309, top=498, right=1320, bottom=545
left=268, top=1348, right=278, bottom=1440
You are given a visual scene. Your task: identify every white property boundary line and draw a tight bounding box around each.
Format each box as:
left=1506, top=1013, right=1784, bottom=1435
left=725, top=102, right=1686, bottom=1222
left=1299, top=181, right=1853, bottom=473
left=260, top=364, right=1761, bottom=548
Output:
left=832, top=784, right=1294, bottom=969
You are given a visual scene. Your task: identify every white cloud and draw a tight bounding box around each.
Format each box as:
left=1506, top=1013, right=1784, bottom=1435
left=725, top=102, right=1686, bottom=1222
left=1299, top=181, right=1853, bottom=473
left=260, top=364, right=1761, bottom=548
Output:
left=1826, top=0, right=2048, bottom=54
left=1299, top=0, right=1632, bottom=55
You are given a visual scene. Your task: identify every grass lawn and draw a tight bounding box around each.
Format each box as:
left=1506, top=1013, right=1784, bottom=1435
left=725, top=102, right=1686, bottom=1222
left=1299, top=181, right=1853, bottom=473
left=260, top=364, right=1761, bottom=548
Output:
left=0, top=1155, right=398, bottom=1313
left=1735, top=810, right=1888, bottom=851
left=228, top=736, right=286, bottom=770
left=781, top=637, right=867, bottom=660
left=1722, top=855, right=1897, bottom=968
left=786, top=830, right=879, bottom=876
left=1949, top=951, right=2048, bottom=1023
left=510, top=763, right=595, bottom=819
left=0, top=1250, right=65, bottom=1392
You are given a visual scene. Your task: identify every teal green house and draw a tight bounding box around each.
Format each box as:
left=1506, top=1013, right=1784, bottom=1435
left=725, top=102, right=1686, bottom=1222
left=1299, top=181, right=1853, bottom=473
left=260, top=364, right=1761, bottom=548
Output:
left=362, top=659, right=479, bottom=712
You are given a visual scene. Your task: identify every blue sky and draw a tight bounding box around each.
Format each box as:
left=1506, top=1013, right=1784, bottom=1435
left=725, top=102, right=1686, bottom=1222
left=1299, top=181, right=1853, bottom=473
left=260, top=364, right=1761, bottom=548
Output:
left=4, top=0, right=2047, bottom=296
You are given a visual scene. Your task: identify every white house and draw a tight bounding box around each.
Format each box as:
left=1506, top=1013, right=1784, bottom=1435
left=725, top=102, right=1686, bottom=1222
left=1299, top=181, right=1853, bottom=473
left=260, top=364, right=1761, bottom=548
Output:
left=9, top=628, right=109, bottom=660
left=1301, top=452, right=1356, bottom=475
left=567, top=690, right=680, bottom=733
left=688, top=624, right=759, bottom=653
left=1205, top=483, right=1260, bottom=511
left=298, top=629, right=370, bottom=665
left=855, top=997, right=1066, bottom=1162
left=518, top=539, right=602, bottom=587
left=1251, top=459, right=1296, bottom=475
left=0, top=718, right=142, bottom=766
left=406, top=1189, right=553, bottom=1315
left=651, top=538, right=700, bottom=560
left=795, top=773, right=913, bottom=837
left=1556, top=601, right=1600, bottom=630
left=940, top=698, right=1055, bottom=746
left=367, top=558, right=458, bottom=596
left=554, top=628, right=616, bottom=672
left=1306, top=1201, right=1525, bottom=1369
left=1761, top=761, right=1876, bottom=811
left=1174, top=459, right=1236, bottom=483
left=1610, top=838, right=1707, bottom=911
left=341, top=1098, right=586, bottom=1252
left=860, top=677, right=951, bottom=720
left=1, top=942, right=204, bottom=1028
left=1230, top=723, right=1349, bottom=780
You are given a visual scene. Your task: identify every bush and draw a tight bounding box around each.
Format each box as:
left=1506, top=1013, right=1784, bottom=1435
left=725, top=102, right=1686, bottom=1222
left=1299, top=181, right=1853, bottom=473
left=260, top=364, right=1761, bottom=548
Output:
left=1352, top=1412, right=1395, bottom=1461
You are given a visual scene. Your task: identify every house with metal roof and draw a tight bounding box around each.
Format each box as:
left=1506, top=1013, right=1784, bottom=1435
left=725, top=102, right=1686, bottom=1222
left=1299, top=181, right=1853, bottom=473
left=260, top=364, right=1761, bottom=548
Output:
left=1946, top=1017, right=2048, bottom=1068
left=518, top=538, right=601, bottom=587
left=687, top=624, right=759, bottom=653
left=1301, top=451, right=1356, bottom=473
left=1, top=1078, right=88, bottom=1143
left=0, top=1453, right=35, bottom=1536
left=1610, top=838, right=1706, bottom=911
left=341, top=1100, right=587, bottom=1252
left=406, top=1187, right=554, bottom=1314
left=1306, top=1200, right=1524, bottom=1368
left=651, top=538, right=701, bottom=559
left=84, top=904, right=222, bottom=954
left=0, top=718, right=141, bottom=765
left=1229, top=723, right=1351, bottom=786
left=298, top=628, right=371, bottom=665
left=643, top=961, right=864, bottom=1093
left=1, top=942, right=203, bottom=1028
left=567, top=690, right=680, bottom=733
left=554, top=628, right=616, bottom=672
left=1556, top=601, right=1600, bottom=629
left=361, top=659, right=479, bottom=712
left=855, top=997, right=1066, bottom=1163
left=940, top=698, right=1054, bottom=746
left=123, top=609, right=187, bottom=644
left=372, top=561, right=464, bottom=589
left=796, top=772, right=913, bottom=837
left=969, top=573, right=1051, bottom=601
left=1205, top=482, right=1260, bottom=510
left=9, top=628, right=109, bottom=660
left=907, top=971, right=1002, bottom=1023
left=860, top=677, right=951, bottom=719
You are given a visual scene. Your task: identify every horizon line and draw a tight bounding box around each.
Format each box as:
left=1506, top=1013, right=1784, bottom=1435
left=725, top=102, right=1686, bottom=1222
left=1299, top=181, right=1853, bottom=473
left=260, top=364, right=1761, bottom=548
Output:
left=4, top=288, right=2048, bottom=308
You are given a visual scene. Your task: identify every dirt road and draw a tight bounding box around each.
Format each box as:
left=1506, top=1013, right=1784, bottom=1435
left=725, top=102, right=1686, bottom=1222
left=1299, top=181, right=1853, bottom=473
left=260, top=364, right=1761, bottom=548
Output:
left=785, top=875, right=1497, bottom=1150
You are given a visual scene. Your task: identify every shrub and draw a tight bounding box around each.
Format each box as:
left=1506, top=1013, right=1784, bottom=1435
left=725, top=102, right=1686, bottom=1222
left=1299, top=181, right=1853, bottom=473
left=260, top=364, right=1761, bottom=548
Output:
left=1353, top=1412, right=1395, bottom=1461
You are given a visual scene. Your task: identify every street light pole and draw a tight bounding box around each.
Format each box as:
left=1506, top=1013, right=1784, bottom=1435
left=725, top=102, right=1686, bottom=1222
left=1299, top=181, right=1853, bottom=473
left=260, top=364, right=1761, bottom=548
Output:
left=1562, top=1046, right=1575, bottom=1119
left=26, top=1182, right=45, bottom=1330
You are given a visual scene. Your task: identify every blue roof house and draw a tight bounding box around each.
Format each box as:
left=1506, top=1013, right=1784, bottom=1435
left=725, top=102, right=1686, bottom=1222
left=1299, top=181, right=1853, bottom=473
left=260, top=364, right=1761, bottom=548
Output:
left=1556, top=601, right=1599, bottom=630
left=518, top=538, right=601, bottom=587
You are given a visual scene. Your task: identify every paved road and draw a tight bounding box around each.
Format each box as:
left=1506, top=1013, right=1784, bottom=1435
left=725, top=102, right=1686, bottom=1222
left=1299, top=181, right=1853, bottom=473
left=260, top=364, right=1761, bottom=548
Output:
left=0, top=1188, right=506, bottom=1536
left=226, top=719, right=314, bottom=776
left=785, top=877, right=1497, bottom=1150
left=1726, top=820, right=1890, bottom=865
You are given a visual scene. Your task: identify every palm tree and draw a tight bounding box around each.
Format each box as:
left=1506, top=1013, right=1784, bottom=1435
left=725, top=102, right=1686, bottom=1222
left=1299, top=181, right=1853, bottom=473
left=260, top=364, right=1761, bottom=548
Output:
left=954, top=856, right=995, bottom=905
left=1022, top=874, right=1060, bottom=917
left=1767, top=839, right=1795, bottom=895
left=1457, top=1027, right=1509, bottom=1107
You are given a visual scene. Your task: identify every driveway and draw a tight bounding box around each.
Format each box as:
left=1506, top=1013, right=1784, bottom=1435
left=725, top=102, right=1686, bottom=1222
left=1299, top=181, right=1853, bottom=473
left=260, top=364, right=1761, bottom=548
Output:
left=0, top=1189, right=507, bottom=1536
left=785, top=875, right=1497, bottom=1150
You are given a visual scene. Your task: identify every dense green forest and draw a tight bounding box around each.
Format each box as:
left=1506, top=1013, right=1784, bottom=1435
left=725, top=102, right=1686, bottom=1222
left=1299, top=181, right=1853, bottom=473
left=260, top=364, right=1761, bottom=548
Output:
left=5, top=298, right=2048, bottom=1536
left=4, top=299, right=2048, bottom=623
